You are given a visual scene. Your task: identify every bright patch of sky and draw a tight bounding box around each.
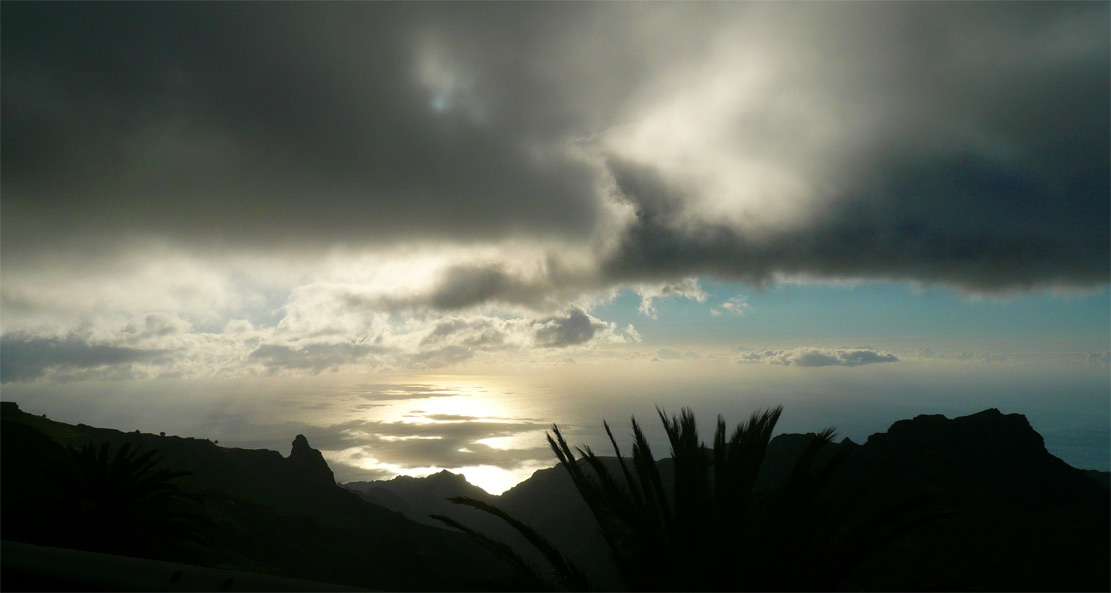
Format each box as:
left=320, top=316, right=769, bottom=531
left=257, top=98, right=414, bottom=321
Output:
left=597, top=280, right=1110, bottom=355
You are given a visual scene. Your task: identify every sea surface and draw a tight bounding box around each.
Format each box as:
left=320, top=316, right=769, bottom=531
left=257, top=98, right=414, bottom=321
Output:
left=3, top=357, right=1107, bottom=494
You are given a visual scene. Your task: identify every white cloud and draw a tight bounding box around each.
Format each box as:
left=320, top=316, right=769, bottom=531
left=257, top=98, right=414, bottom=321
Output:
left=633, top=278, right=708, bottom=318
left=719, top=295, right=749, bottom=316
left=736, top=347, right=898, bottom=368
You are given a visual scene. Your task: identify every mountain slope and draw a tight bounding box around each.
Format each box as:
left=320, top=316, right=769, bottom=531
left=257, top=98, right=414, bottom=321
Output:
left=349, top=408, right=1109, bottom=591
left=0, top=402, right=508, bottom=591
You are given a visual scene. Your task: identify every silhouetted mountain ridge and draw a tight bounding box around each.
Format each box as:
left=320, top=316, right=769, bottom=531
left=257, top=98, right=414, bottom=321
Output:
left=344, top=407, right=1108, bottom=591
left=3, top=401, right=1106, bottom=591
left=288, top=433, right=336, bottom=489
left=345, top=469, right=497, bottom=526
left=0, top=402, right=508, bottom=590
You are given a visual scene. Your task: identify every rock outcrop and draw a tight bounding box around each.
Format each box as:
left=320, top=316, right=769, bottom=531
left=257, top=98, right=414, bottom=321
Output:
left=287, top=434, right=335, bottom=488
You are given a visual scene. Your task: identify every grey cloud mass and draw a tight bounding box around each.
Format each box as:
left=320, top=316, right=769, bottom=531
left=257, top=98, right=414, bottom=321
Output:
left=248, top=342, right=387, bottom=374
left=1, top=3, right=607, bottom=256
left=0, top=334, right=169, bottom=383
left=533, top=309, right=609, bottom=348
left=3, top=2, right=1106, bottom=297
left=421, top=318, right=506, bottom=349
left=1, top=0, right=1107, bottom=382
left=602, top=152, right=1108, bottom=293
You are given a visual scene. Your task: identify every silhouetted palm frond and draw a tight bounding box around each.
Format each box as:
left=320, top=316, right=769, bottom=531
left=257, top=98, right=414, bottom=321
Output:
left=436, top=405, right=939, bottom=591
left=37, top=440, right=212, bottom=562
left=433, top=496, right=594, bottom=591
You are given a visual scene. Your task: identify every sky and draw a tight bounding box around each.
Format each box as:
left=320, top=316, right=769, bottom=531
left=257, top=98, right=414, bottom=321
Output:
left=2, top=2, right=1108, bottom=494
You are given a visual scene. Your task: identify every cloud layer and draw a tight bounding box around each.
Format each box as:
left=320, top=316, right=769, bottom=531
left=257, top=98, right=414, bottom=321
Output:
left=2, top=3, right=1107, bottom=379
left=0, top=306, right=634, bottom=383
left=736, top=347, right=899, bottom=368
left=4, top=3, right=1107, bottom=291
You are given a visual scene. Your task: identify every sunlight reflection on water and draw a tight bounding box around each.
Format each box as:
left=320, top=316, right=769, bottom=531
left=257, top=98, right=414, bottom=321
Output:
left=315, top=360, right=1110, bottom=491
left=316, top=376, right=562, bottom=493
left=3, top=358, right=1104, bottom=494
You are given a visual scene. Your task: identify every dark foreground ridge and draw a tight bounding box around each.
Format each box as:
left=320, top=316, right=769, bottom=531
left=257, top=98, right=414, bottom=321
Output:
left=0, top=402, right=510, bottom=591
left=2, top=402, right=1108, bottom=591
left=348, top=408, right=1110, bottom=592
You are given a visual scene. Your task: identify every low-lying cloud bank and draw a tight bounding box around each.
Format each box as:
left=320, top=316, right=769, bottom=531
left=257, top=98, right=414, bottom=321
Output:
left=736, top=347, right=899, bottom=368
left=0, top=307, right=637, bottom=383
left=0, top=334, right=170, bottom=383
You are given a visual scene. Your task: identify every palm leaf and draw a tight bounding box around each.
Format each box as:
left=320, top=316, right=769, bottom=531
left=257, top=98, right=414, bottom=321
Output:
left=436, top=496, right=594, bottom=591
left=430, top=512, right=552, bottom=591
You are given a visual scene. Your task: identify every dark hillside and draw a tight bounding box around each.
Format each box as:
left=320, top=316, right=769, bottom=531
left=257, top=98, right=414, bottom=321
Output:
left=5, top=401, right=1106, bottom=591
left=839, top=409, right=1109, bottom=591
left=346, top=469, right=497, bottom=527
left=1, top=402, right=508, bottom=590
left=355, top=408, right=1110, bottom=591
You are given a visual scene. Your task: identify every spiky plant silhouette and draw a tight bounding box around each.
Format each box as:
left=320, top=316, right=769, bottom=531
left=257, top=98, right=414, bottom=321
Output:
left=435, top=406, right=938, bottom=591
left=37, top=440, right=213, bottom=562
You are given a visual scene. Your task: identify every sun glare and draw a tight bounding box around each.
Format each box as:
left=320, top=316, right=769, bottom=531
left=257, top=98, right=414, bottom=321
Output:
left=324, top=377, right=556, bottom=494
left=455, top=462, right=552, bottom=496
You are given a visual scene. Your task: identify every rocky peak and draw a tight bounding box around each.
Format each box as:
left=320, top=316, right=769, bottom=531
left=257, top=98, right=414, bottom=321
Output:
left=858, top=408, right=1096, bottom=507
left=428, top=469, right=466, bottom=484
left=872, top=408, right=1045, bottom=456
left=287, top=434, right=335, bottom=487
left=291, top=434, right=313, bottom=455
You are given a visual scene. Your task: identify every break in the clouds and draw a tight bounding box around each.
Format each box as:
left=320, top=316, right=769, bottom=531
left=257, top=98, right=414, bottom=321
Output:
left=1, top=2, right=1108, bottom=379
left=735, top=347, right=899, bottom=368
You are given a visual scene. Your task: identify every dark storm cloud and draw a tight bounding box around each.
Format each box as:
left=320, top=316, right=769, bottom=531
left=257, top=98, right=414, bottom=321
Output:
left=1, top=2, right=607, bottom=256
left=603, top=152, right=1108, bottom=293
left=2, top=1, right=1107, bottom=297
left=0, top=333, right=168, bottom=383
left=426, top=265, right=551, bottom=312
left=589, top=2, right=1109, bottom=293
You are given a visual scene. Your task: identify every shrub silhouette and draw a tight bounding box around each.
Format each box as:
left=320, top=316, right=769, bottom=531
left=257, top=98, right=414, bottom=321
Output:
left=36, top=440, right=213, bottom=562
left=435, top=406, right=937, bottom=591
